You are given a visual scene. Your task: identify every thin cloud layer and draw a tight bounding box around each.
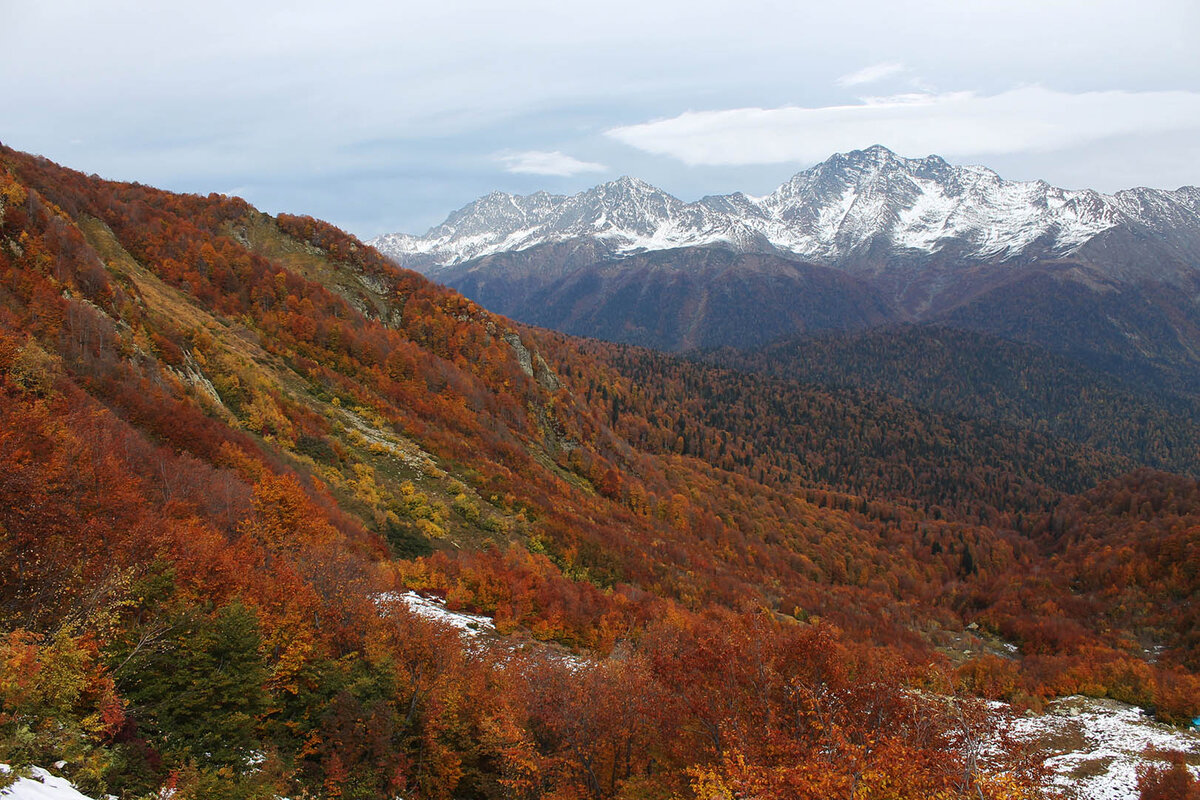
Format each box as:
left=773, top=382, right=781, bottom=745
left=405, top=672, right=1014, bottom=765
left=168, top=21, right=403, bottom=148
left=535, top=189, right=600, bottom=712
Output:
left=498, top=150, right=608, bottom=176
left=606, top=87, right=1200, bottom=167
left=837, top=62, right=906, bottom=87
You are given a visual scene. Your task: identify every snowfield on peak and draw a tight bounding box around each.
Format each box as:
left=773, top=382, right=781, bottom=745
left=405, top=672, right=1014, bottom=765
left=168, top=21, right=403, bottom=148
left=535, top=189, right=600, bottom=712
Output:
left=369, top=146, right=1200, bottom=274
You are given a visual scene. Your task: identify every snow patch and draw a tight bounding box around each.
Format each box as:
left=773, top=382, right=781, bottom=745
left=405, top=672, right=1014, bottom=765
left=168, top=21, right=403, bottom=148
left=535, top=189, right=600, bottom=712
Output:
left=376, top=592, right=588, bottom=672
left=1004, top=697, right=1200, bottom=800
left=0, top=766, right=99, bottom=800
left=379, top=591, right=496, bottom=637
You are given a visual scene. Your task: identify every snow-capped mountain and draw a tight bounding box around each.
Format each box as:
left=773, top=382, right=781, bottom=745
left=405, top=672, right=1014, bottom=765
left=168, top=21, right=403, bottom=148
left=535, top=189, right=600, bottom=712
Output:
left=369, top=146, right=1200, bottom=378
left=370, top=145, right=1200, bottom=278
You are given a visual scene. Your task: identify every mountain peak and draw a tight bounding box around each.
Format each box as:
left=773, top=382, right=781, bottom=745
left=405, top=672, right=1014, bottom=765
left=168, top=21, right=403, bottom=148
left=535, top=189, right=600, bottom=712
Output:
left=804, top=145, right=951, bottom=180
left=611, top=174, right=653, bottom=187
left=848, top=143, right=899, bottom=160
left=818, top=145, right=906, bottom=170
left=591, top=175, right=669, bottom=197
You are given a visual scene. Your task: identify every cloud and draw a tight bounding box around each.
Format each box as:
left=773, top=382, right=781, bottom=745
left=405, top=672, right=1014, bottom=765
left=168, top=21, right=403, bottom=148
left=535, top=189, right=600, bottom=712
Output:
left=836, top=61, right=906, bottom=87
left=6, top=2, right=1197, bottom=233
left=605, top=87, right=1200, bottom=167
left=498, top=150, right=608, bottom=176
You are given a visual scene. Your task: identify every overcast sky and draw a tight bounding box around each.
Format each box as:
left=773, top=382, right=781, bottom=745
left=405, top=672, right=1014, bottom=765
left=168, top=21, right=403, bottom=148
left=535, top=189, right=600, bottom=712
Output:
left=3, top=0, right=1199, bottom=238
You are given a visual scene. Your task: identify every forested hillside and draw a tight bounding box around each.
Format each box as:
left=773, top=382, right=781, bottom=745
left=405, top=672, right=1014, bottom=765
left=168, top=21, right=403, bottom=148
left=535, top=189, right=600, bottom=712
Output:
left=707, top=326, right=1200, bottom=477
left=1, top=146, right=1196, bottom=799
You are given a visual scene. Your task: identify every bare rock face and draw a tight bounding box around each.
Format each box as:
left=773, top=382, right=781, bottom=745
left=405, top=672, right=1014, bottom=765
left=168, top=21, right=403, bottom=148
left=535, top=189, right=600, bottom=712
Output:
left=502, top=332, right=534, bottom=377
left=534, top=353, right=560, bottom=392
left=499, top=330, right=561, bottom=391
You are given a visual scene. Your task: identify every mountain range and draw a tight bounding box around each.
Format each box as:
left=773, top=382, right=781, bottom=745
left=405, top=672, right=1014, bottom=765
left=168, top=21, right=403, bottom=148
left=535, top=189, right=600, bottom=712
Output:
left=374, top=145, right=1200, bottom=280
left=372, top=146, right=1200, bottom=387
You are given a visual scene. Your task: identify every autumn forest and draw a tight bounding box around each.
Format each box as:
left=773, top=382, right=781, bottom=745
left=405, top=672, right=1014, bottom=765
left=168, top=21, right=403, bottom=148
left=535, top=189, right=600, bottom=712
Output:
left=1, top=145, right=1198, bottom=800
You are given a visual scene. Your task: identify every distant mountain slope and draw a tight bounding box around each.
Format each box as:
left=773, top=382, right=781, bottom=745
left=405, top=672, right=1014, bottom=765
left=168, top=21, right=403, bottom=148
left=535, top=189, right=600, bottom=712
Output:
left=451, top=246, right=898, bottom=350
left=933, top=267, right=1200, bottom=393
left=558, top=335, right=1132, bottom=518
left=708, top=326, right=1200, bottom=476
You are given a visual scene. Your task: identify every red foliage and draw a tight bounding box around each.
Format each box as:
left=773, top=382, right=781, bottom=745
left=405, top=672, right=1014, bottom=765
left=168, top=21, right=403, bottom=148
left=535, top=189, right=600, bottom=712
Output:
left=1137, top=752, right=1200, bottom=800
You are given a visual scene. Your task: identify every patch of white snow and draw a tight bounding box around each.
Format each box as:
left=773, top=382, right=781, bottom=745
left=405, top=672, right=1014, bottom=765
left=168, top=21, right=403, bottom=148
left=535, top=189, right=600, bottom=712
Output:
left=378, top=591, right=496, bottom=637
left=1004, top=697, right=1200, bottom=800
left=0, top=766, right=98, bottom=800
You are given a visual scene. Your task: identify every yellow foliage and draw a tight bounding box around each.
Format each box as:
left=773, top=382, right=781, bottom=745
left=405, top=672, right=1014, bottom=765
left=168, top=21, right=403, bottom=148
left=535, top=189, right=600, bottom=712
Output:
left=244, top=389, right=295, bottom=442
left=415, top=518, right=446, bottom=539
left=686, top=763, right=737, bottom=800
left=6, top=339, right=61, bottom=397
left=0, top=628, right=125, bottom=758
left=0, top=173, right=27, bottom=215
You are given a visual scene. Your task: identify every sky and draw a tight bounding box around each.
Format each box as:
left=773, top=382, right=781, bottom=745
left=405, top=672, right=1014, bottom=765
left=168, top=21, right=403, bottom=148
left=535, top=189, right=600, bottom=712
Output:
left=2, top=0, right=1199, bottom=238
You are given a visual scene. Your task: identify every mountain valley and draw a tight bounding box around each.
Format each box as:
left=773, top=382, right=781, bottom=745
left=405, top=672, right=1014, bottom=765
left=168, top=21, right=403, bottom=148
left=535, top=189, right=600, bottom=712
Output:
left=1, top=144, right=1198, bottom=799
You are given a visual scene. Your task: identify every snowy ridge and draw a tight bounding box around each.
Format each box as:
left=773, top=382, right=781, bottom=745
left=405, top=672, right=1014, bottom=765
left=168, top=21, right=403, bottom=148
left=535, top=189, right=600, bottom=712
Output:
left=369, top=146, right=1200, bottom=272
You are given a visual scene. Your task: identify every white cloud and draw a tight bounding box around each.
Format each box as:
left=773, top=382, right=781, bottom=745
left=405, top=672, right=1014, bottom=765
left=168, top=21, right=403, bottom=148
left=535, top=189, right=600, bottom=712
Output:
left=837, top=61, right=906, bottom=87
left=497, top=150, right=608, bottom=176
left=605, top=87, right=1200, bottom=167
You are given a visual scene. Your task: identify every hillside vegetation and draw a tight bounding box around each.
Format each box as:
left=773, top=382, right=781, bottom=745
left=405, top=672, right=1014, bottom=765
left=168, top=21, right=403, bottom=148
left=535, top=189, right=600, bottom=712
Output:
left=707, top=325, right=1200, bottom=477
left=1, top=145, right=1197, bottom=799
